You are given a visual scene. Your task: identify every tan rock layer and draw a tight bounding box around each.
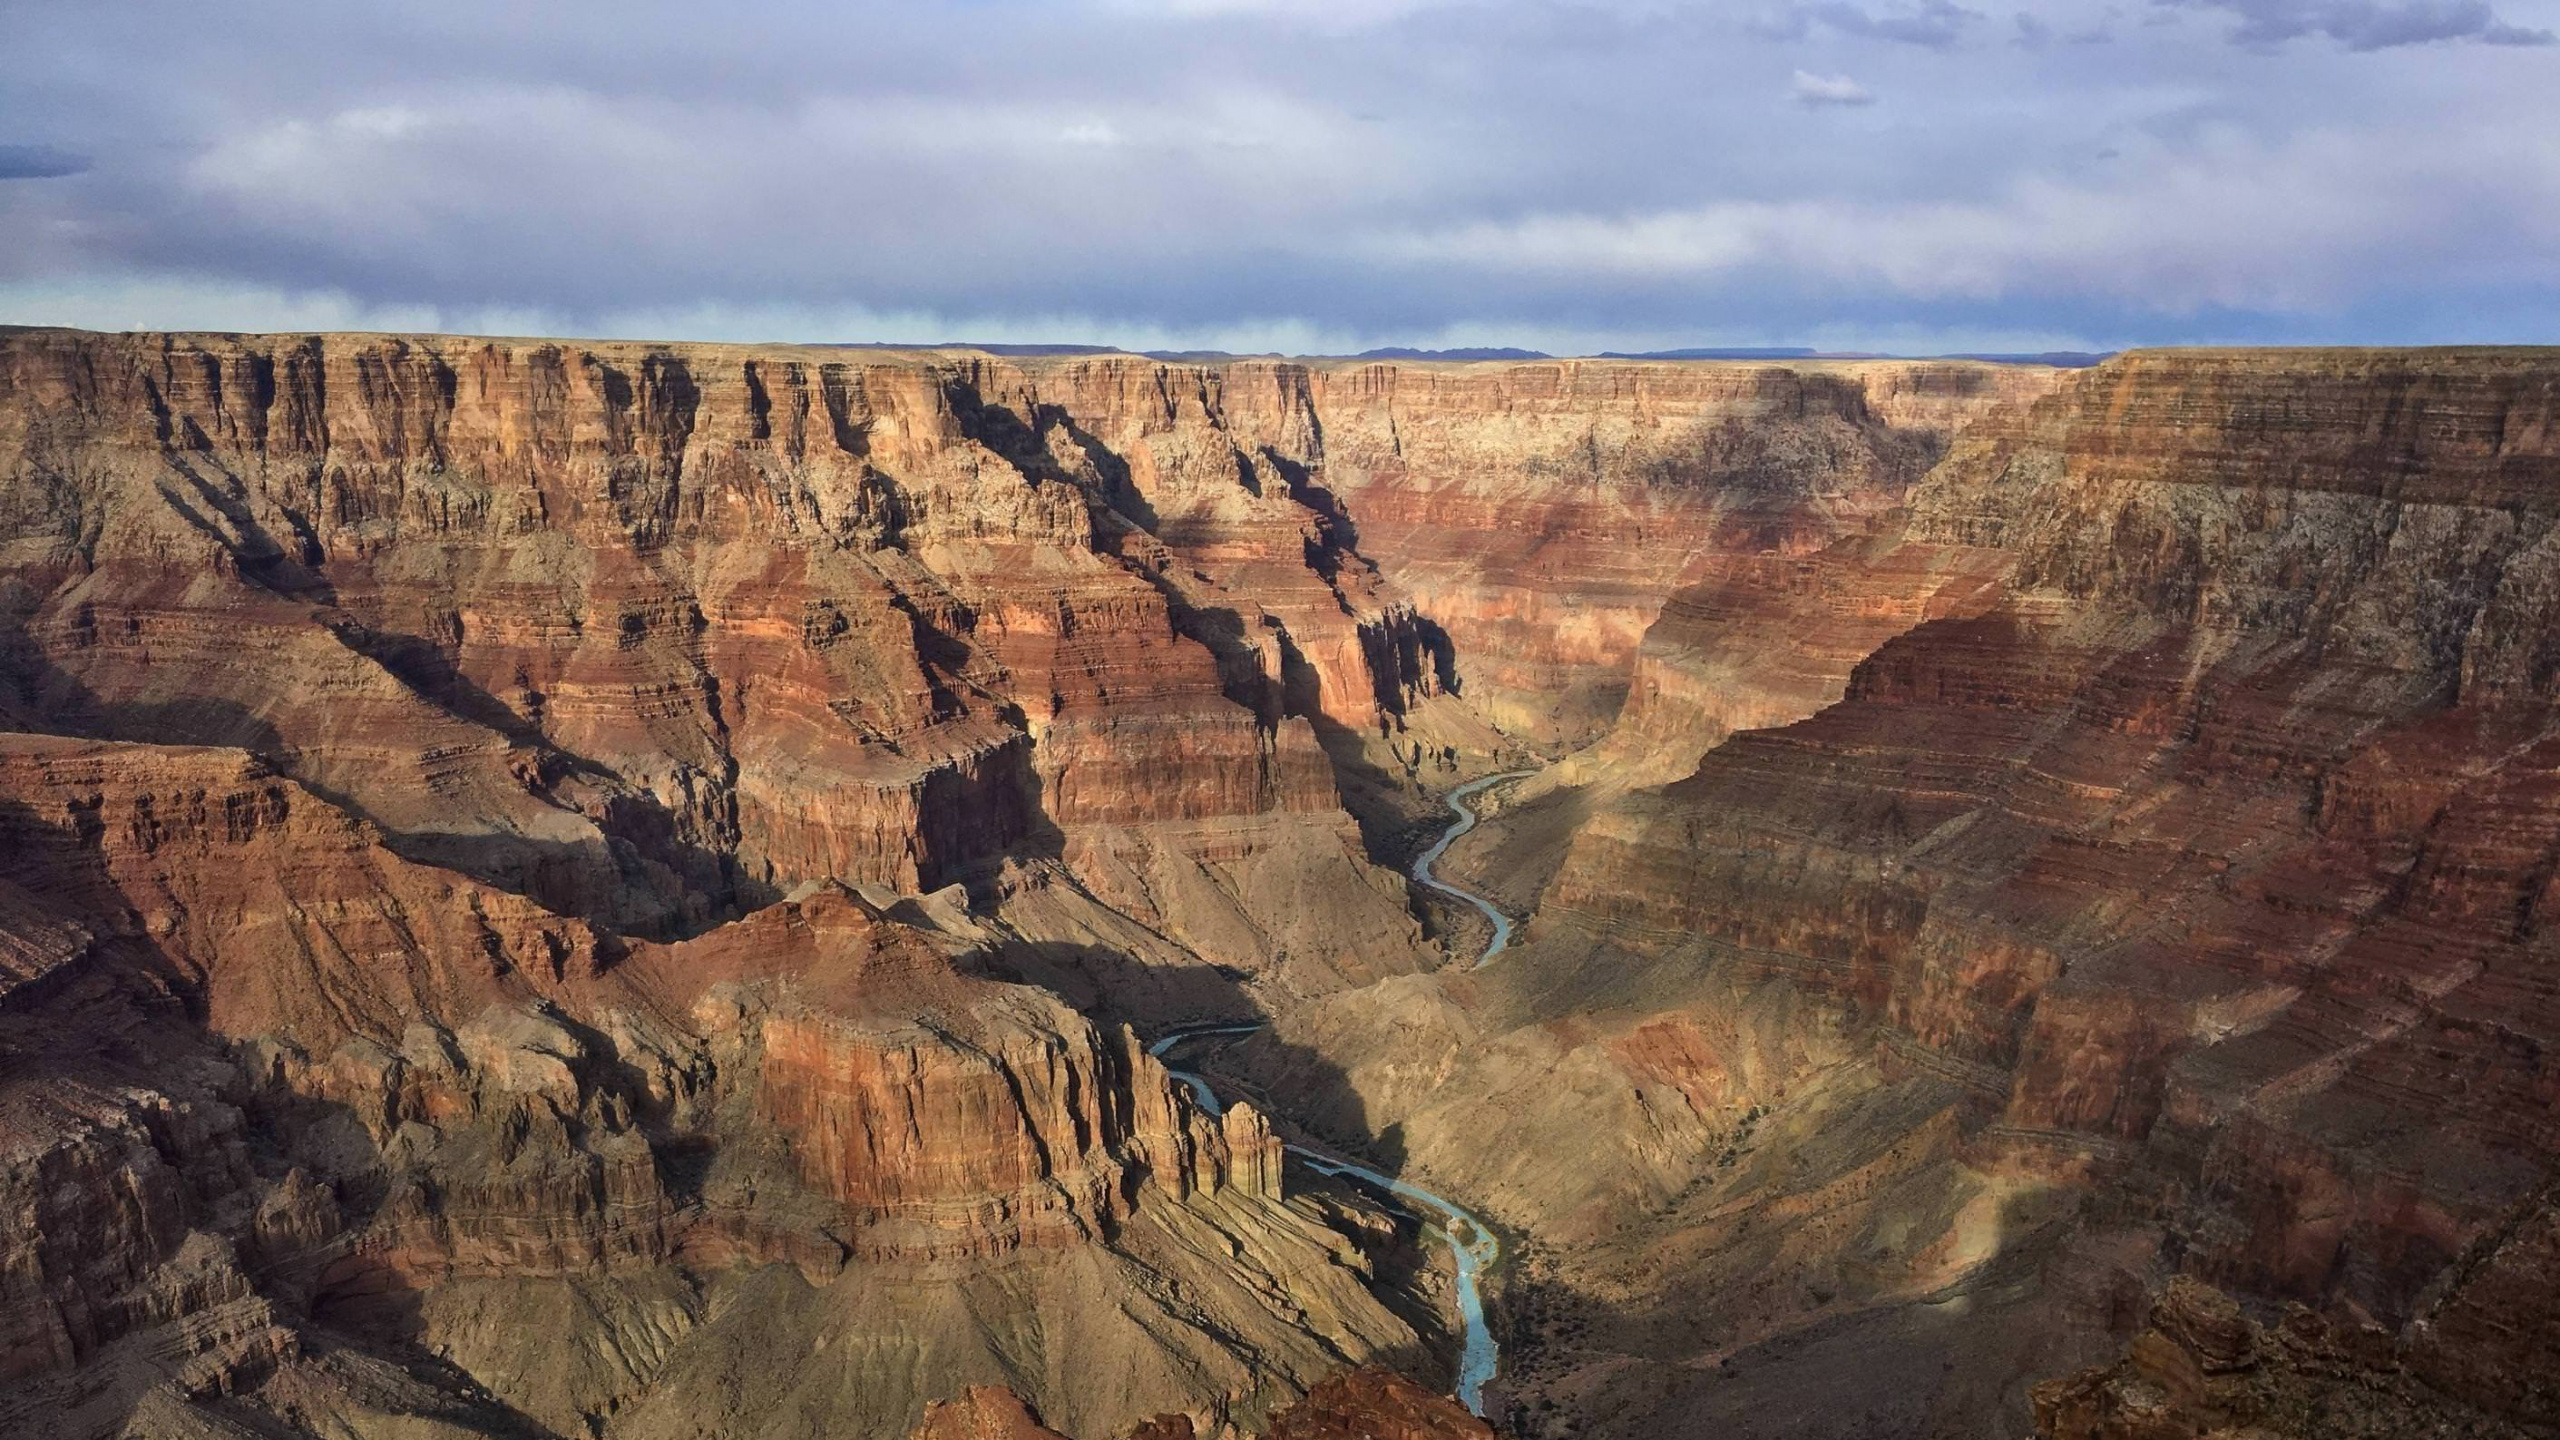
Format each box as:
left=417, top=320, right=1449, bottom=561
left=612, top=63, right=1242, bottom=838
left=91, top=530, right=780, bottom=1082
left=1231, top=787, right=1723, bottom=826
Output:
left=907, top=1368, right=1496, bottom=1440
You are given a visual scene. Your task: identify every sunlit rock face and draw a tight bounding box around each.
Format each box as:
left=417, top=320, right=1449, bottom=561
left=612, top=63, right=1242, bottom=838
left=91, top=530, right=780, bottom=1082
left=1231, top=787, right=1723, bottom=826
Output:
left=1274, top=359, right=2055, bottom=745
left=0, top=330, right=1453, bottom=1005
left=0, top=331, right=2037, bottom=996
left=0, top=728, right=1396, bottom=1439
left=1560, top=348, right=2560, bottom=1202
left=1241, top=348, right=2560, bottom=1440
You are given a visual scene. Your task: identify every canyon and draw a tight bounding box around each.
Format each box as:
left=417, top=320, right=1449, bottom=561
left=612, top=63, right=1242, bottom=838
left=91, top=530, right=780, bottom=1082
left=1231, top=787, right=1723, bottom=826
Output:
left=3, top=326, right=2557, bottom=1440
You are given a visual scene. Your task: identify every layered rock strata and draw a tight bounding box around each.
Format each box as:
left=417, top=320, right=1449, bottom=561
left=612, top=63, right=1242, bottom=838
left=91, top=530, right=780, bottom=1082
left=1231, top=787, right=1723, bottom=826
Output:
left=0, top=331, right=2053, bottom=987
left=1277, top=359, right=2056, bottom=743
left=43, top=330, right=2544, bottom=1440
left=1240, top=349, right=2560, bottom=1439
left=0, top=728, right=1391, bottom=1440
left=0, top=328, right=1422, bottom=991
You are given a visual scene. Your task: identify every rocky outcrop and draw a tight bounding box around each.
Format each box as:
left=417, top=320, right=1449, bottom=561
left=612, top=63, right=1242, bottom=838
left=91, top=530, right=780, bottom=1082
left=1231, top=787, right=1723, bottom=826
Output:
left=2032, top=1277, right=2533, bottom=1440
left=0, top=731, right=600, bottom=1040
left=1259, top=1368, right=1499, bottom=1440
left=0, top=724, right=1398, bottom=1440
left=0, top=329, right=1422, bottom=988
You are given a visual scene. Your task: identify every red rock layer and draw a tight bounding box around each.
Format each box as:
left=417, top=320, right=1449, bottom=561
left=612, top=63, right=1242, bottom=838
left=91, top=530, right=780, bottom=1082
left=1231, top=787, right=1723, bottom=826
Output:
left=0, top=330, right=1405, bottom=961
left=0, top=333, right=2053, bottom=988
left=0, top=730, right=1271, bottom=1403
left=914, top=353, right=2056, bottom=752
left=1259, top=1368, right=1500, bottom=1440
left=1570, top=530, right=2014, bottom=789
left=1279, top=359, right=2059, bottom=742
left=1534, top=347, right=2560, bottom=1427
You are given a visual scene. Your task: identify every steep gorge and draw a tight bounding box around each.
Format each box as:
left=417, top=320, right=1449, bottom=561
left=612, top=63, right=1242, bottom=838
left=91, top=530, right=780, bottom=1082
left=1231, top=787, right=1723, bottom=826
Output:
left=0, top=329, right=2030, bottom=1439
left=1241, top=347, right=2560, bottom=1439
left=11, top=329, right=2559, bottom=1440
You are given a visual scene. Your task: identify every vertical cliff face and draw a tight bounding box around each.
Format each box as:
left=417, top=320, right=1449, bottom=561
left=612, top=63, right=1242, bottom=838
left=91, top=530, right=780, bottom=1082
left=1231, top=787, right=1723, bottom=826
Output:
left=0, top=328, right=2097, bottom=1440
left=0, top=330, right=1441, bottom=993
left=930, top=352, right=2056, bottom=759
left=1278, top=359, right=2059, bottom=743
left=1253, top=349, right=2560, bottom=1440
left=3, top=330, right=2047, bottom=1008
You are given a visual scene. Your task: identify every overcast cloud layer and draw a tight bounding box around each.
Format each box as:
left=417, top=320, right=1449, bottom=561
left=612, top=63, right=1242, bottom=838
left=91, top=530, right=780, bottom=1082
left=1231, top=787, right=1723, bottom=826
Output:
left=4, top=0, right=2556, bottom=353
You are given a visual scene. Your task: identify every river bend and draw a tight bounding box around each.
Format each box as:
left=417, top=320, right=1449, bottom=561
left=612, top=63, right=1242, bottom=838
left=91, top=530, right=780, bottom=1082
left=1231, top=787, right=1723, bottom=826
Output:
left=1149, top=770, right=1528, bottom=1414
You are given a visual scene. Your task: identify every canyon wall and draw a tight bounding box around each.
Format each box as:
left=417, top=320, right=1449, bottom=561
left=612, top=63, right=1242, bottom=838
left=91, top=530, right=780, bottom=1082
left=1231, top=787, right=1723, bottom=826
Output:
left=0, top=330, right=2047, bottom=1001
left=1272, top=359, right=2054, bottom=744
left=0, top=725, right=1400, bottom=1440
left=0, top=330, right=1458, bottom=1014
left=47, top=328, right=2538, bottom=1440
left=1245, top=348, right=2560, bottom=1440
left=8, top=328, right=2057, bottom=1439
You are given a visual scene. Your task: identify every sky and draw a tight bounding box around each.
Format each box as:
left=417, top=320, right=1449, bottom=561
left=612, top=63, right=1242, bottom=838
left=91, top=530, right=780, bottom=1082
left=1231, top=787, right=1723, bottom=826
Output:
left=3, top=0, right=2557, bottom=355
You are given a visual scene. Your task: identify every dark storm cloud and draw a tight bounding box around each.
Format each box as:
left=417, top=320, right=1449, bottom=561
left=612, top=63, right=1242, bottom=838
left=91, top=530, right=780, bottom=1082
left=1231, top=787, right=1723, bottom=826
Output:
left=2159, top=0, right=2556, bottom=48
left=2, top=0, right=2557, bottom=352
left=1756, top=1, right=1989, bottom=47
left=0, top=145, right=91, bottom=179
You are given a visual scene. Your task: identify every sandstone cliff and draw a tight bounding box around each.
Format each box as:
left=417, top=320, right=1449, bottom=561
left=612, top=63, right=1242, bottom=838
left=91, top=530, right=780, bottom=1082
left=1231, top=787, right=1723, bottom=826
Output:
left=0, top=328, right=1425, bottom=998
left=1278, top=359, right=2052, bottom=745
left=42, top=329, right=2544, bottom=1440
left=0, top=330, right=2050, bottom=992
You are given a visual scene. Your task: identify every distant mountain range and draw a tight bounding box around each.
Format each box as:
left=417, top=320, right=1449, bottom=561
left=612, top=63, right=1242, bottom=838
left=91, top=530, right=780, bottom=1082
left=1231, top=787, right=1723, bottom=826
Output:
left=827, top=340, right=2112, bottom=367
left=1599, top=347, right=2114, bottom=366
left=1344, top=346, right=1555, bottom=361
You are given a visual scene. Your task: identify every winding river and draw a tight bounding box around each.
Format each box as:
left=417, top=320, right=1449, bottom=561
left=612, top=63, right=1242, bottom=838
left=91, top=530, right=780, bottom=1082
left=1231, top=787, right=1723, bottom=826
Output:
left=1148, top=770, right=1528, bottom=1415
left=1410, top=770, right=1537, bottom=966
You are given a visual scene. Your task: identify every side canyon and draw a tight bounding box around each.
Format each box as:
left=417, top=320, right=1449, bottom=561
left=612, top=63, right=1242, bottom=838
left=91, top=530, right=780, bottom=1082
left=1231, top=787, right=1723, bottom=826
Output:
left=4, top=327, right=2556, bottom=1440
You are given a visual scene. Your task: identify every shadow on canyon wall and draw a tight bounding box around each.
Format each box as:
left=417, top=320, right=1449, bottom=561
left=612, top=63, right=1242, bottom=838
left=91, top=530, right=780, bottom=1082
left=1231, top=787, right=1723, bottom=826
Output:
left=0, top=612, right=776, bottom=942
left=1485, top=1178, right=2114, bottom=1440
